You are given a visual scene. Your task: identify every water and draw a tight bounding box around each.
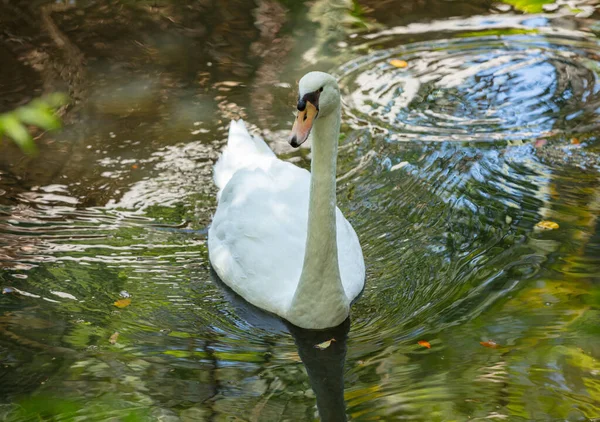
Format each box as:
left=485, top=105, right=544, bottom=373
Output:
left=1, top=0, right=599, bottom=420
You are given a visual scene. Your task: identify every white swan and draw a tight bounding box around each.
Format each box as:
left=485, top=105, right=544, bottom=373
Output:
left=208, top=72, right=365, bottom=329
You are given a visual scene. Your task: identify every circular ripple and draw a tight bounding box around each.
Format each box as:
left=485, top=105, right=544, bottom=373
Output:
left=338, top=35, right=600, bottom=141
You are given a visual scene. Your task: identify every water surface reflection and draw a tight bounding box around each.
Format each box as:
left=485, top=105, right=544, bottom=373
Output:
left=1, top=0, right=600, bottom=420
left=213, top=267, right=351, bottom=421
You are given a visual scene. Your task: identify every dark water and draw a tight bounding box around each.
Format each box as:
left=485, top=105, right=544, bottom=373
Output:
left=1, top=0, right=599, bottom=420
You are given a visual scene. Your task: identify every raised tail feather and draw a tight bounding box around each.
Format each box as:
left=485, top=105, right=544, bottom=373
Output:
left=213, top=120, right=275, bottom=194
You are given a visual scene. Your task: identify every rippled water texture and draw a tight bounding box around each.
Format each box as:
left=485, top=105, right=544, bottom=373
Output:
left=1, top=1, right=600, bottom=421
left=340, top=17, right=600, bottom=141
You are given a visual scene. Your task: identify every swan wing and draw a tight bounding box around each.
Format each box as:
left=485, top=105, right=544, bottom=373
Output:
left=336, top=209, right=366, bottom=302
left=209, top=159, right=309, bottom=315
left=213, top=120, right=275, bottom=197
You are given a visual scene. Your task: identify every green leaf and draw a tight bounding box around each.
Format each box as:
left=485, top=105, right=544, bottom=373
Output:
left=0, top=114, right=37, bottom=155
left=0, top=92, right=68, bottom=154
left=15, top=105, right=61, bottom=131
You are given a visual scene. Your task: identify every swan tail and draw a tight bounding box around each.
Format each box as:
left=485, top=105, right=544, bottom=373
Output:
left=214, top=120, right=275, bottom=193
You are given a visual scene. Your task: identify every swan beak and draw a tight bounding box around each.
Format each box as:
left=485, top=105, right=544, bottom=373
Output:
left=289, top=101, right=318, bottom=148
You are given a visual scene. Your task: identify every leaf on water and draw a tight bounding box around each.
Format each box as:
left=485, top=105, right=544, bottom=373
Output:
left=131, top=164, right=138, bottom=169
left=534, top=139, right=547, bottom=148
left=113, top=298, right=131, bottom=308
left=535, top=220, right=559, bottom=230
left=480, top=340, right=499, bottom=349
left=418, top=340, right=431, bottom=349
left=109, top=332, right=119, bottom=344
left=390, top=59, right=408, bottom=68
left=314, top=338, right=336, bottom=350
left=571, top=138, right=580, bottom=145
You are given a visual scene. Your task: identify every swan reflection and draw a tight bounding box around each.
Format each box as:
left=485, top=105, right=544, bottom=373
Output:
left=211, top=268, right=349, bottom=422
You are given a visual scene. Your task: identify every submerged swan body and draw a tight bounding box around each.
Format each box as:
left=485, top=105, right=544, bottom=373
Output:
left=208, top=72, right=365, bottom=329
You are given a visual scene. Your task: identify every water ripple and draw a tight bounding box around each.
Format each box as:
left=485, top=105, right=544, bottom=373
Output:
left=338, top=34, right=600, bottom=141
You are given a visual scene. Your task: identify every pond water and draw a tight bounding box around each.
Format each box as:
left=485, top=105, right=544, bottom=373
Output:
left=1, top=0, right=599, bottom=420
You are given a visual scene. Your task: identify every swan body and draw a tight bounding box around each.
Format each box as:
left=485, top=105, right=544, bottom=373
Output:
left=208, top=72, right=365, bottom=329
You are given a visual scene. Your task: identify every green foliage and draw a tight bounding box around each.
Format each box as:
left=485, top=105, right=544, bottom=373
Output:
left=0, top=93, right=68, bottom=155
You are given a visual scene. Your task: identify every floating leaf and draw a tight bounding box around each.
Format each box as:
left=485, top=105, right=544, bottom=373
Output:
left=418, top=340, right=431, bottom=349
left=109, top=332, right=119, bottom=344
left=571, top=138, right=580, bottom=145
left=534, top=139, right=547, bottom=148
left=390, top=59, right=408, bottom=68
left=113, top=298, right=131, bottom=308
left=536, top=220, right=559, bottom=230
left=480, top=340, right=499, bottom=349
left=314, top=338, right=336, bottom=350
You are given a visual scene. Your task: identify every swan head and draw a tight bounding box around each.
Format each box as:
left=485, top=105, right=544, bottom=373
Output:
left=289, top=72, right=340, bottom=147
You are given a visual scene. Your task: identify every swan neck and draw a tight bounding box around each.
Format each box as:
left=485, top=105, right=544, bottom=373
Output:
left=288, top=104, right=349, bottom=329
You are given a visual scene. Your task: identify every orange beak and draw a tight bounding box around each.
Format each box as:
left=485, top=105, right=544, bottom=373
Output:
left=289, top=101, right=318, bottom=147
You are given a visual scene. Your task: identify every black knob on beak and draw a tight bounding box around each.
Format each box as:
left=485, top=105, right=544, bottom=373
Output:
left=297, top=98, right=307, bottom=111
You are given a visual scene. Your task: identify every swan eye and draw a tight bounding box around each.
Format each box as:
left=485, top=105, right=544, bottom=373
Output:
left=319, top=87, right=324, bottom=92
